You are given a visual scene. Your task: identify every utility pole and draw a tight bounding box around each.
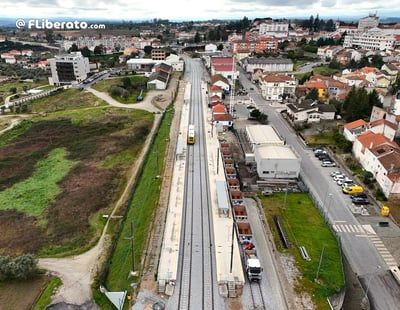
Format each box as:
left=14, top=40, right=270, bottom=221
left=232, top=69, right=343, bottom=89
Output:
left=283, top=182, right=289, bottom=210
left=230, top=222, right=235, bottom=273
left=314, top=246, right=325, bottom=282
left=125, top=221, right=135, bottom=275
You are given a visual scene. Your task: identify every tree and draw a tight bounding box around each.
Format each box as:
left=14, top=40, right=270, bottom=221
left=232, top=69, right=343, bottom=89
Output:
left=9, top=87, right=17, bottom=94
left=342, top=86, right=380, bottom=121
left=13, top=255, right=37, bottom=279
left=0, top=255, right=37, bottom=280
left=93, top=45, right=104, bottom=55
left=306, top=88, right=319, bottom=101
left=81, top=46, right=91, bottom=57
left=69, top=43, right=79, bottom=52
left=194, top=32, right=201, bottom=43
left=368, top=89, right=382, bottom=108
left=370, top=55, right=384, bottom=68
left=143, top=45, right=153, bottom=56
left=122, top=77, right=132, bottom=89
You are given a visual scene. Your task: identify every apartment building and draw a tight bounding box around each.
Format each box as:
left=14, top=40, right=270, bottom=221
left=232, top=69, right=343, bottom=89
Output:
left=343, top=28, right=395, bottom=51
left=48, top=52, right=90, bottom=85
left=358, top=13, right=380, bottom=31
left=258, top=19, right=289, bottom=38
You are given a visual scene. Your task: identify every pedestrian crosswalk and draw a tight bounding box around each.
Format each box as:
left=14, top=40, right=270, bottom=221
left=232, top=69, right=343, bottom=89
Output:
left=332, top=223, right=398, bottom=268
left=369, top=235, right=398, bottom=268
left=332, top=224, right=376, bottom=234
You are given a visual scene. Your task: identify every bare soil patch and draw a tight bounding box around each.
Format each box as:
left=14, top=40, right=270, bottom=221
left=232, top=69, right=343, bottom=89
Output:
left=0, top=112, right=152, bottom=256
left=0, top=274, right=50, bottom=310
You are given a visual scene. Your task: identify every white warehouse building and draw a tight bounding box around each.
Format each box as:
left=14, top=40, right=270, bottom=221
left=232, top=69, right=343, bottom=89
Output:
left=245, top=125, right=301, bottom=179
left=254, top=145, right=301, bottom=179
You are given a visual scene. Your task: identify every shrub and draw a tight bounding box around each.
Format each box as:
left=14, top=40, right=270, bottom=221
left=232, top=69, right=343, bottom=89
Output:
left=0, top=254, right=37, bottom=281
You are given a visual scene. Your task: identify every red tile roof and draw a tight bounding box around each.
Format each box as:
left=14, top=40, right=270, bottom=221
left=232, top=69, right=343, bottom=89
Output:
left=356, top=131, right=393, bottom=149
left=344, top=119, right=367, bottom=130
left=213, top=113, right=233, bottom=122
left=213, top=103, right=227, bottom=113
left=262, top=74, right=293, bottom=82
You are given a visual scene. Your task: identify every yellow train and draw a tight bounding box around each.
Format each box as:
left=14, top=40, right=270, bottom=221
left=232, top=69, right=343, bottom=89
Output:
left=187, top=124, right=195, bottom=144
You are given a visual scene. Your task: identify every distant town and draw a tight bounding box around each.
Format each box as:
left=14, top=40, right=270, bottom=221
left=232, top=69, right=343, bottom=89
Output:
left=3, top=11, right=400, bottom=310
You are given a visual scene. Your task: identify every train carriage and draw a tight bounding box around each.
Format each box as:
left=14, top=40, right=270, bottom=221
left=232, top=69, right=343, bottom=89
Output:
left=187, top=124, right=195, bottom=144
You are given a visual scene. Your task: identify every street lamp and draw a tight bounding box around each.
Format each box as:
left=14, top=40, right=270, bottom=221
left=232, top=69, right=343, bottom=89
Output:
left=325, top=193, right=333, bottom=221
left=363, top=265, right=381, bottom=307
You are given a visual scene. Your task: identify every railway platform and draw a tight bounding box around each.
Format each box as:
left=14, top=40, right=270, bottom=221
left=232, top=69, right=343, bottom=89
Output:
left=157, top=81, right=245, bottom=297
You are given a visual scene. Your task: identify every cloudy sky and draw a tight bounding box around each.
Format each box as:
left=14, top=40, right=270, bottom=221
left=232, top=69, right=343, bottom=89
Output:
left=1, top=0, right=399, bottom=21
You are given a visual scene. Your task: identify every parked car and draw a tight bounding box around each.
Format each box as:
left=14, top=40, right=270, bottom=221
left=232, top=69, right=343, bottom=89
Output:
left=318, top=154, right=332, bottom=161
left=333, top=174, right=346, bottom=181
left=337, top=178, right=352, bottom=186
left=341, top=181, right=355, bottom=188
left=322, top=161, right=336, bottom=167
left=352, top=197, right=370, bottom=205
left=351, top=193, right=368, bottom=199
left=330, top=171, right=342, bottom=177
left=313, top=147, right=324, bottom=153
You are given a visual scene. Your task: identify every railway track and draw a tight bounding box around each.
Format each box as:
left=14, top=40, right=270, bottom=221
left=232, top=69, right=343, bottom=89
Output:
left=176, top=60, right=217, bottom=310
left=249, top=281, right=266, bottom=310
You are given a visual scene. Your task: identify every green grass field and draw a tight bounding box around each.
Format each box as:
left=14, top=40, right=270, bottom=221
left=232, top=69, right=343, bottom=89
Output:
left=104, top=108, right=174, bottom=292
left=0, top=148, right=78, bottom=216
left=260, top=192, right=345, bottom=309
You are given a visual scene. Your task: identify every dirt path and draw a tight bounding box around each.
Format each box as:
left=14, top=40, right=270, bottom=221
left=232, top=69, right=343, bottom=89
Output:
left=37, top=80, right=176, bottom=306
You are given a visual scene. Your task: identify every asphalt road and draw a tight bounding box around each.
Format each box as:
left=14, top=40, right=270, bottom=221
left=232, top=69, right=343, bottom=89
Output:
left=237, top=70, right=400, bottom=309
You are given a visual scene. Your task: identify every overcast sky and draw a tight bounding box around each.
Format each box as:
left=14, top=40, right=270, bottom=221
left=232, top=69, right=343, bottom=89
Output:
left=1, top=0, right=399, bottom=21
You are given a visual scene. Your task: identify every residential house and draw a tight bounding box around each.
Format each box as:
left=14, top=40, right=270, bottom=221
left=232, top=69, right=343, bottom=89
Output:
left=317, top=45, right=342, bottom=61
left=210, top=57, right=239, bottom=84
left=368, top=118, right=398, bottom=141
left=213, top=113, right=233, bottom=132
left=286, top=100, right=319, bottom=123
left=164, top=54, right=184, bottom=72
left=147, top=70, right=169, bottom=90
left=343, top=119, right=368, bottom=142
left=317, top=103, right=337, bottom=120
left=370, top=106, right=400, bottom=138
left=334, top=49, right=362, bottom=65
left=210, top=74, right=230, bottom=93
left=352, top=131, right=400, bottom=198
left=259, top=74, right=296, bottom=101
left=209, top=85, right=223, bottom=101
left=146, top=62, right=172, bottom=90
left=304, top=80, right=327, bottom=101
left=353, top=132, right=393, bottom=171
left=374, top=149, right=400, bottom=198
left=251, top=68, right=264, bottom=84
left=381, top=63, right=399, bottom=84
left=205, top=43, right=218, bottom=53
